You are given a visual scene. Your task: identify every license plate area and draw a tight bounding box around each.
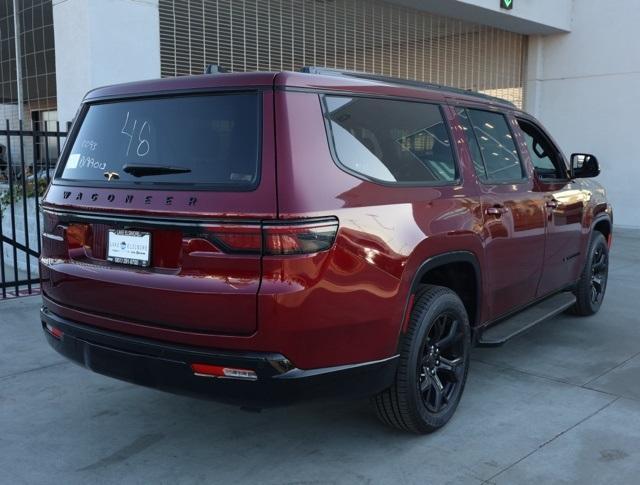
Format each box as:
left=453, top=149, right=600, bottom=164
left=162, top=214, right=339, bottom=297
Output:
left=107, top=229, right=151, bottom=267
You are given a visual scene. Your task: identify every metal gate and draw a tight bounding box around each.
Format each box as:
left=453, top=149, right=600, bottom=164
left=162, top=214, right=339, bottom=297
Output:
left=159, top=0, right=528, bottom=107
left=0, top=120, right=68, bottom=299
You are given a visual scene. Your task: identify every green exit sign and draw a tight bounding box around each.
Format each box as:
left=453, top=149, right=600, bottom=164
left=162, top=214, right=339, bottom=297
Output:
left=500, top=0, right=513, bottom=9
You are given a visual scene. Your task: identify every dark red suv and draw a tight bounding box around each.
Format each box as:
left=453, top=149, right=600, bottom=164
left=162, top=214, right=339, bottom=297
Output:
left=40, top=68, right=612, bottom=433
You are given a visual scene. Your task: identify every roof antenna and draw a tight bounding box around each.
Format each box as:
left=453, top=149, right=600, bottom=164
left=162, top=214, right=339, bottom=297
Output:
left=205, top=64, right=228, bottom=74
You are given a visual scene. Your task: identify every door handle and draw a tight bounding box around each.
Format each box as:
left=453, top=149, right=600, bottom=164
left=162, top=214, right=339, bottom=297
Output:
left=485, top=205, right=507, bottom=216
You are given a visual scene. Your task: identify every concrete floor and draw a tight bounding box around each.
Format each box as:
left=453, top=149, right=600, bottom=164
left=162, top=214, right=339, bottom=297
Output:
left=1, top=230, right=639, bottom=485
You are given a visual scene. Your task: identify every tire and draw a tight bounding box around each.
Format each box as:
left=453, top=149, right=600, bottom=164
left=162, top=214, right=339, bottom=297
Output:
left=572, top=232, right=609, bottom=316
left=372, top=285, right=471, bottom=434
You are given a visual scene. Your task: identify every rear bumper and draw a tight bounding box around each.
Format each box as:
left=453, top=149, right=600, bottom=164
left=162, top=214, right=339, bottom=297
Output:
left=41, top=306, right=398, bottom=407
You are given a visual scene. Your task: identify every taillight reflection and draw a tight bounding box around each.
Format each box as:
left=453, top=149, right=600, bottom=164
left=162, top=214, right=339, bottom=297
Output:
left=66, top=223, right=92, bottom=250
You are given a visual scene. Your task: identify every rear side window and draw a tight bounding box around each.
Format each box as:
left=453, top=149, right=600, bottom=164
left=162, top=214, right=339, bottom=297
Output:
left=323, top=95, right=458, bottom=184
left=59, top=93, right=261, bottom=189
left=465, top=109, right=525, bottom=182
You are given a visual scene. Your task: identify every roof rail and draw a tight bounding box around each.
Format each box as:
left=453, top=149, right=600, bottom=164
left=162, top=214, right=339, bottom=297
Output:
left=299, top=66, right=516, bottom=108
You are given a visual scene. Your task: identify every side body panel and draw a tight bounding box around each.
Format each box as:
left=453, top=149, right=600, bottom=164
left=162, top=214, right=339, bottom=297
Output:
left=573, top=177, right=612, bottom=272
left=450, top=105, right=546, bottom=320
left=510, top=113, right=611, bottom=296
left=269, top=89, right=486, bottom=366
left=532, top=178, right=586, bottom=296
left=477, top=180, right=547, bottom=318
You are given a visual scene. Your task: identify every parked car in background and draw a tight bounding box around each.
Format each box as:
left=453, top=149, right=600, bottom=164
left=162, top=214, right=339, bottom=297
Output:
left=39, top=68, right=612, bottom=433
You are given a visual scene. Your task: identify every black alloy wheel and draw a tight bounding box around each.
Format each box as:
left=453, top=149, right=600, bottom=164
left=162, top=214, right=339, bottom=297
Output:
left=418, top=313, right=466, bottom=414
left=590, top=244, right=608, bottom=305
left=373, top=285, right=471, bottom=434
left=572, top=231, right=609, bottom=316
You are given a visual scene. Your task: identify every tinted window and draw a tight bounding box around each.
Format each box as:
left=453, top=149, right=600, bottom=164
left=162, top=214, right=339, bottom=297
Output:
left=466, top=109, right=525, bottom=182
left=455, top=107, right=486, bottom=179
left=517, top=119, right=567, bottom=179
left=323, top=96, right=457, bottom=184
left=59, top=93, right=261, bottom=188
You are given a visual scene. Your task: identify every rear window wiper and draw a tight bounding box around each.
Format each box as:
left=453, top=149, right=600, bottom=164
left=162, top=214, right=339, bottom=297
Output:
left=122, top=163, right=192, bottom=177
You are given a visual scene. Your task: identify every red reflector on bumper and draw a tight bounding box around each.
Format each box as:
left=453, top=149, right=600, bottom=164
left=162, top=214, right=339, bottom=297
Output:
left=191, top=363, right=257, bottom=381
left=45, top=323, right=64, bottom=339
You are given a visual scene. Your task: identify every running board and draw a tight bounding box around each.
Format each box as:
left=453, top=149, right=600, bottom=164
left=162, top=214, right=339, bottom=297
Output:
left=477, top=292, right=576, bottom=346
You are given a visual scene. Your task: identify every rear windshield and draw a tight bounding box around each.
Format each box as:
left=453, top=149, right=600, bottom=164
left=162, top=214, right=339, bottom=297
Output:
left=59, top=93, right=261, bottom=189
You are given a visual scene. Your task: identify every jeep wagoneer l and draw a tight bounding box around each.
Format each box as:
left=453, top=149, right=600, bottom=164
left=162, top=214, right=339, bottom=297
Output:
left=40, top=68, right=612, bottom=433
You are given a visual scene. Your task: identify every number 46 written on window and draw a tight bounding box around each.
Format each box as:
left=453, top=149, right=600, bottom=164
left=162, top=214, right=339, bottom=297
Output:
left=121, top=111, right=151, bottom=157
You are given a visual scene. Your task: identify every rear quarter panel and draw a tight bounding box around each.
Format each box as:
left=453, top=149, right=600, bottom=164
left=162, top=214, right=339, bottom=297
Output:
left=270, top=90, right=485, bottom=366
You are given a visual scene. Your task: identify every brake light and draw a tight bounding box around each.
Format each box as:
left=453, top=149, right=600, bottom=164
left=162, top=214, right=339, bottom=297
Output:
left=200, top=218, right=338, bottom=256
left=191, top=363, right=257, bottom=381
left=263, top=220, right=339, bottom=255
left=202, top=224, right=262, bottom=253
left=41, top=211, right=67, bottom=259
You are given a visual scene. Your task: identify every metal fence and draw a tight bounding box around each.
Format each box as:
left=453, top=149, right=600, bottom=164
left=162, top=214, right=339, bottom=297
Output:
left=0, top=119, right=68, bottom=299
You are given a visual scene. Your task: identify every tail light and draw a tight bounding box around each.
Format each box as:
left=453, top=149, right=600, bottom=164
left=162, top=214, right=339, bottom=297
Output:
left=42, top=211, right=92, bottom=257
left=41, top=210, right=67, bottom=259
left=201, top=224, right=262, bottom=254
left=199, top=218, right=338, bottom=256
left=263, top=220, right=339, bottom=255
left=41, top=211, right=338, bottom=260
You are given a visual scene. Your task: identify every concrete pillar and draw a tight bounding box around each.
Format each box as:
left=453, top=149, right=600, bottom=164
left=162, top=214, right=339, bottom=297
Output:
left=53, top=0, right=161, bottom=125
left=523, top=36, right=544, bottom=117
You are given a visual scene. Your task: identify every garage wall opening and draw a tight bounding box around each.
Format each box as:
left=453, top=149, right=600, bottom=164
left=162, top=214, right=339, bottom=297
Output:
left=159, top=0, right=527, bottom=107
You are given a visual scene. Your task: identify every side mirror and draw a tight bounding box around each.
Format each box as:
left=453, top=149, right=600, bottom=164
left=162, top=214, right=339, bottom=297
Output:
left=570, top=153, right=600, bottom=179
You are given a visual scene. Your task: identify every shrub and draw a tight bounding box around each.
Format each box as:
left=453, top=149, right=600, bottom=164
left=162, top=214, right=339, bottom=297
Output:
left=0, top=178, right=49, bottom=209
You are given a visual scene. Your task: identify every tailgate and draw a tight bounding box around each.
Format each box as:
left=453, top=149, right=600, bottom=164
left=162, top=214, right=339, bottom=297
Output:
left=40, top=89, right=277, bottom=336
left=41, top=209, right=265, bottom=335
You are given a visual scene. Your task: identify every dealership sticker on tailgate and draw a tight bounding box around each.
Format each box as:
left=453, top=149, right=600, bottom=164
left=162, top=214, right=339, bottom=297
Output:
left=107, top=230, right=151, bottom=267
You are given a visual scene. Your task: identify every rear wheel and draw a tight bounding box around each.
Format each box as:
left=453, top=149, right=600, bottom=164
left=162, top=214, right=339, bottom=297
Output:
left=572, top=232, right=609, bottom=316
left=372, top=285, right=471, bottom=434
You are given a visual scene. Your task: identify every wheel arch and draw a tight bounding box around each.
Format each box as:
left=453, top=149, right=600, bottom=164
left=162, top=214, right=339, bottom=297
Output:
left=398, top=251, right=482, bottom=344
left=592, top=215, right=612, bottom=246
